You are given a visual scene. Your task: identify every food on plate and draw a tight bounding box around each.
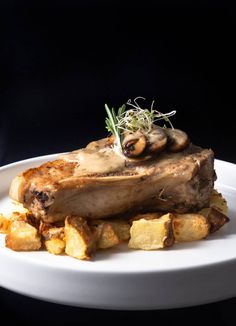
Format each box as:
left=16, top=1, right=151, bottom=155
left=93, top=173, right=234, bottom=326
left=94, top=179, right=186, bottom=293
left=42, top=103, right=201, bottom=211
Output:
left=90, top=219, right=130, bottom=249
left=64, top=216, right=95, bottom=260
left=94, top=222, right=120, bottom=249
left=9, top=144, right=215, bottom=224
left=0, top=214, right=12, bottom=234
left=128, top=213, right=174, bottom=250
left=1, top=191, right=228, bottom=257
left=172, top=213, right=209, bottom=242
left=0, top=97, right=230, bottom=259
left=40, top=223, right=65, bottom=255
left=5, top=220, right=41, bottom=251
left=9, top=99, right=214, bottom=224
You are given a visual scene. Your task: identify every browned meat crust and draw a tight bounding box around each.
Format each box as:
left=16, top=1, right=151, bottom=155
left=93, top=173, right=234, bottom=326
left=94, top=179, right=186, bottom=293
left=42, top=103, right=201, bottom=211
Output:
left=9, top=144, right=215, bottom=223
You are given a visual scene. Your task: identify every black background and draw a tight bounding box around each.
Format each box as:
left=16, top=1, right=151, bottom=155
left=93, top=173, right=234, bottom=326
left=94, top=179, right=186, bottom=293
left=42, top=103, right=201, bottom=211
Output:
left=0, top=0, right=235, bottom=165
left=0, top=1, right=236, bottom=325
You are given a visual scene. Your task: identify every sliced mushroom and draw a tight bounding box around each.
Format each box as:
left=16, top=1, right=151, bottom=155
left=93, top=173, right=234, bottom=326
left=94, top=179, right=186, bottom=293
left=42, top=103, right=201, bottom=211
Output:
left=122, top=132, right=147, bottom=158
left=165, top=128, right=189, bottom=152
left=147, top=126, right=167, bottom=154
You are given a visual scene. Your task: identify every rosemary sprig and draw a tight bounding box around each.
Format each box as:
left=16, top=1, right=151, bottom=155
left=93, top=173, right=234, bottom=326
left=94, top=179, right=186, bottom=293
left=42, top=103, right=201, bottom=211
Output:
left=105, top=103, right=126, bottom=150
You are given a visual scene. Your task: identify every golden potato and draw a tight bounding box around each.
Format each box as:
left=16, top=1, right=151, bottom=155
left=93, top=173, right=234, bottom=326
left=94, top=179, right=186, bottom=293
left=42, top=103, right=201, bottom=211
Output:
left=199, top=207, right=229, bottom=233
left=0, top=214, right=11, bottom=234
left=90, top=219, right=130, bottom=249
left=95, top=222, right=120, bottom=249
left=45, top=238, right=65, bottom=255
left=173, top=214, right=209, bottom=242
left=5, top=221, right=41, bottom=251
left=40, top=223, right=65, bottom=255
left=108, top=220, right=130, bottom=242
left=128, top=213, right=174, bottom=250
left=65, top=216, right=95, bottom=260
left=210, top=190, right=228, bottom=215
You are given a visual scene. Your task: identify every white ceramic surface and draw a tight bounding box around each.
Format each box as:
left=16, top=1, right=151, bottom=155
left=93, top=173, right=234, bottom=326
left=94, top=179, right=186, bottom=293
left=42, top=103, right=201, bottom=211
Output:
left=0, top=155, right=236, bottom=310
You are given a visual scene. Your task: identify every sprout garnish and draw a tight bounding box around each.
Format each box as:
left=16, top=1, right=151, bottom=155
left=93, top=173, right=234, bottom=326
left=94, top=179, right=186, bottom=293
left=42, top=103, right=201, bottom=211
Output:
left=105, top=97, right=176, bottom=152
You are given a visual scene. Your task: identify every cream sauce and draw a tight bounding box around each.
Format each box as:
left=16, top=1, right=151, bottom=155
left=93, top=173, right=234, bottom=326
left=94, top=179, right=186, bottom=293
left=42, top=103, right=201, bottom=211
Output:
left=59, top=146, right=125, bottom=175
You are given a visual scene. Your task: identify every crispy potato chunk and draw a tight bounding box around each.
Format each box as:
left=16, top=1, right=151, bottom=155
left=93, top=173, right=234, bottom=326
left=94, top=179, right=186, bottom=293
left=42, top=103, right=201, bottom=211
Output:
left=10, top=211, right=27, bottom=222
left=199, top=207, right=229, bottom=233
left=95, top=222, right=120, bottom=249
left=207, top=208, right=229, bottom=233
left=90, top=219, right=130, bottom=249
left=128, top=213, right=174, bottom=250
left=40, top=223, right=65, bottom=255
left=65, top=216, right=95, bottom=260
left=110, top=220, right=130, bottom=242
left=0, top=207, right=38, bottom=234
left=210, top=190, right=228, bottom=215
left=0, top=210, right=30, bottom=234
left=173, top=214, right=209, bottom=242
left=5, top=221, right=41, bottom=251
left=199, top=190, right=229, bottom=233
left=0, top=214, right=12, bottom=234
left=45, top=238, right=65, bottom=255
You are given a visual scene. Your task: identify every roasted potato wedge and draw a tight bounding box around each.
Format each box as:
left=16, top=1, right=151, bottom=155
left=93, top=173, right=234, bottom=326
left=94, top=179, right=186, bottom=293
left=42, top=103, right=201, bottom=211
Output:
left=108, top=220, right=130, bottom=242
left=65, top=216, right=95, bottom=260
left=207, top=208, right=229, bottom=233
left=95, top=222, right=120, bottom=249
left=199, top=207, right=229, bottom=233
left=40, top=223, right=65, bottom=255
left=199, top=190, right=229, bottom=233
left=0, top=214, right=12, bottom=234
left=130, top=212, right=212, bottom=245
left=0, top=207, right=38, bottom=234
left=173, top=213, right=209, bottom=242
left=128, top=213, right=174, bottom=250
left=45, top=238, right=65, bottom=255
left=5, top=221, right=41, bottom=251
left=90, top=219, right=130, bottom=249
left=210, top=190, right=228, bottom=215
left=0, top=210, right=29, bottom=234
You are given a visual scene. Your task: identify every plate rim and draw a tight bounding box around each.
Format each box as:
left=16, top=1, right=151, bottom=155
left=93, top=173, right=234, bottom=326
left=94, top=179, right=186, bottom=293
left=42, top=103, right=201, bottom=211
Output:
left=0, top=154, right=236, bottom=275
left=1, top=154, right=236, bottom=309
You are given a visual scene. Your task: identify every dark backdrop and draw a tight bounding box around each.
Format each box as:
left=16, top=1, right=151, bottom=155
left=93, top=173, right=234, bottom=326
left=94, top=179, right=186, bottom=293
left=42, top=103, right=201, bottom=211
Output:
left=0, top=1, right=236, bottom=325
left=0, top=0, right=235, bottom=165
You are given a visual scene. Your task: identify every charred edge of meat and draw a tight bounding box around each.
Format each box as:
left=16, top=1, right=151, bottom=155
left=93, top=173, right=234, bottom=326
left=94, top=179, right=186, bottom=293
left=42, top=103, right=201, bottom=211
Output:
left=32, top=190, right=49, bottom=203
left=31, top=190, right=54, bottom=209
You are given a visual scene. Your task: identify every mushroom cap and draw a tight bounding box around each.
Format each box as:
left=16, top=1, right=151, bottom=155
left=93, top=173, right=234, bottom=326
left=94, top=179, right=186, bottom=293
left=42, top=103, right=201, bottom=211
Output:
left=122, top=132, right=147, bottom=158
left=165, top=128, right=189, bottom=152
left=147, top=126, right=168, bottom=154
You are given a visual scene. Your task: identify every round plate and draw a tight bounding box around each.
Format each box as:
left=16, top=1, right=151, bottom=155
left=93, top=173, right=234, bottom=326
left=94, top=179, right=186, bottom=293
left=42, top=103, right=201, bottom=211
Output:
left=0, top=155, right=236, bottom=310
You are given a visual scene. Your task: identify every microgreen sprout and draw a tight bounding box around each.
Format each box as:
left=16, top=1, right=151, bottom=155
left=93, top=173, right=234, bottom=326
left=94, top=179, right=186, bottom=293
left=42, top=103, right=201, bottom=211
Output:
left=105, top=97, right=176, bottom=152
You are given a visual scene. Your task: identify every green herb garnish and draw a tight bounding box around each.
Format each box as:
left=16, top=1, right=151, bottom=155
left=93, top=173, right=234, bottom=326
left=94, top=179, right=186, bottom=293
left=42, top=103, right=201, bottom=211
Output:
left=105, top=103, right=126, bottom=150
left=105, top=97, right=176, bottom=152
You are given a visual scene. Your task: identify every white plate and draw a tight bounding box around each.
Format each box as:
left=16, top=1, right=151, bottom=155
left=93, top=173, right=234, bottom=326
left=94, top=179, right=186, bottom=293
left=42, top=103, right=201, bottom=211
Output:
left=0, top=155, right=236, bottom=310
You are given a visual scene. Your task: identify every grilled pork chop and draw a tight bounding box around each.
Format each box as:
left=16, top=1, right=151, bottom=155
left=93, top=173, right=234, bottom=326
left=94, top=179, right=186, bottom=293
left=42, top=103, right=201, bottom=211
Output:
left=9, top=139, right=215, bottom=223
